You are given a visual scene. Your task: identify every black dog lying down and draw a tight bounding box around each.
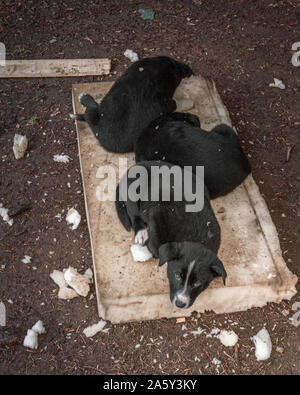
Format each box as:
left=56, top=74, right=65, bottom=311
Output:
left=70, top=56, right=192, bottom=153
left=135, top=112, right=251, bottom=199
left=115, top=161, right=227, bottom=309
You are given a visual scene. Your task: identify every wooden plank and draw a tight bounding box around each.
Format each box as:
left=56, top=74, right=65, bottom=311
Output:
left=0, top=58, right=111, bottom=78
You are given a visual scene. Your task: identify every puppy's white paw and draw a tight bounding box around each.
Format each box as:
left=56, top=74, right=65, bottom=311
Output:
left=135, top=229, right=149, bottom=245
left=130, top=244, right=153, bottom=262
left=69, top=113, right=77, bottom=119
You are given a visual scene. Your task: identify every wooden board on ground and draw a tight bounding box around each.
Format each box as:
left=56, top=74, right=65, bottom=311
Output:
left=72, top=76, right=297, bottom=324
left=0, top=58, right=111, bottom=78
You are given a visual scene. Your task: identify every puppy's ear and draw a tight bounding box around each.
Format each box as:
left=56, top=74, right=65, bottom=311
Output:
left=158, top=242, right=180, bottom=266
left=210, top=257, right=227, bottom=286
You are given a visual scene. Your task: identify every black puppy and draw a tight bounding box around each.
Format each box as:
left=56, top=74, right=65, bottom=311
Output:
left=135, top=112, right=251, bottom=199
left=115, top=161, right=227, bottom=309
left=70, top=57, right=192, bottom=153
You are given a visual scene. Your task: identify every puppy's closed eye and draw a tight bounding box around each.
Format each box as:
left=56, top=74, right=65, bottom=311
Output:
left=191, top=280, right=202, bottom=289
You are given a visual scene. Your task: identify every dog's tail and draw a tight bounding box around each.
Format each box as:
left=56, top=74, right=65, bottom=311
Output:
left=115, top=184, right=131, bottom=232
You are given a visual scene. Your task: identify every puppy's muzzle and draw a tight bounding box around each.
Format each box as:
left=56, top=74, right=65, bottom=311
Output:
left=173, top=294, right=190, bottom=309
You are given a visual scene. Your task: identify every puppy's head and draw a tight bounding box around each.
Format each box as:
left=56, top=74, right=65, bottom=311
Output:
left=159, top=241, right=226, bottom=309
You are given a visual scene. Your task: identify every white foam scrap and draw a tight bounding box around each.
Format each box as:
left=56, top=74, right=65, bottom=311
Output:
left=84, top=268, right=93, bottom=282
left=64, top=267, right=90, bottom=297
left=130, top=244, right=153, bottom=262
left=212, top=357, right=221, bottom=373
left=50, top=270, right=67, bottom=288
left=124, top=49, right=139, bottom=62
left=0, top=302, right=6, bottom=326
left=206, top=328, right=220, bottom=338
left=53, top=154, right=71, bottom=163
left=13, top=134, right=28, bottom=159
left=190, top=327, right=205, bottom=336
left=217, top=330, right=238, bottom=347
left=23, top=329, right=38, bottom=350
left=83, top=320, right=108, bottom=338
left=58, top=287, right=79, bottom=300
left=31, top=320, right=46, bottom=335
left=55, top=213, right=62, bottom=222
left=251, top=328, right=272, bottom=361
left=66, top=208, right=81, bottom=230
left=50, top=269, right=81, bottom=300
left=23, top=319, right=47, bottom=349
left=22, top=255, right=31, bottom=264
left=269, top=78, right=285, bottom=89
left=0, top=203, right=13, bottom=226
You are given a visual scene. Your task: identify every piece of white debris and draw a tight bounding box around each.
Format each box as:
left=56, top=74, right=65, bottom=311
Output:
left=0, top=302, right=6, bottom=326
left=31, top=320, right=46, bottom=335
left=130, top=244, right=153, bottom=262
left=124, top=49, right=139, bottom=62
left=84, top=268, right=93, bottom=282
left=83, top=320, right=108, bottom=338
left=23, top=329, right=38, bottom=350
left=190, top=327, right=205, bottom=336
left=217, top=330, right=238, bottom=347
left=13, top=134, right=28, bottom=159
left=269, top=78, right=285, bottom=90
left=58, top=287, right=79, bottom=300
left=50, top=269, right=67, bottom=288
left=23, top=319, right=46, bottom=349
left=22, top=255, right=32, bottom=264
left=50, top=269, right=79, bottom=300
left=175, top=98, right=194, bottom=112
left=0, top=203, right=13, bottom=226
left=212, top=357, right=221, bottom=373
left=66, top=208, right=81, bottom=230
left=53, top=154, right=71, bottom=163
left=206, top=328, right=220, bottom=338
left=64, top=267, right=90, bottom=297
left=251, top=328, right=272, bottom=361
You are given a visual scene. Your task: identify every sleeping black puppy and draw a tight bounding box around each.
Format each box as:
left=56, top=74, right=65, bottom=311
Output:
left=70, top=56, right=192, bottom=153
left=134, top=112, right=251, bottom=199
left=115, top=161, right=227, bottom=309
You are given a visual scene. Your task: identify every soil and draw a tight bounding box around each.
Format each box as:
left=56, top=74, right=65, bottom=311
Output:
left=0, top=0, right=299, bottom=375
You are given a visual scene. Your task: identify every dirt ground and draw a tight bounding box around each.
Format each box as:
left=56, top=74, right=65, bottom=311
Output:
left=0, top=0, right=299, bottom=375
